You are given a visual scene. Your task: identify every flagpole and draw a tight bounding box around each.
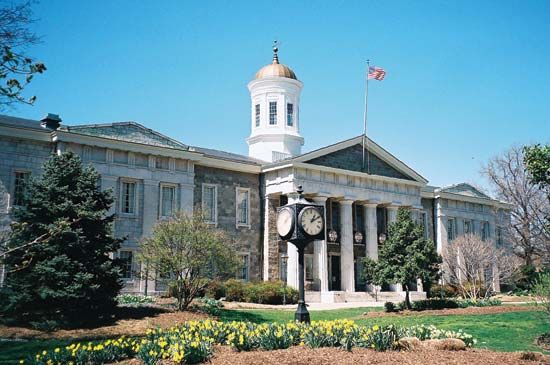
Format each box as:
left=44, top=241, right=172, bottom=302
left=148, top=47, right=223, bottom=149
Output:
left=362, top=59, right=370, bottom=173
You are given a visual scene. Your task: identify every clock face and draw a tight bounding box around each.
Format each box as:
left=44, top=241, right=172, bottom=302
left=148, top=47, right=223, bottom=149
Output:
left=277, top=207, right=294, bottom=238
left=299, top=207, right=324, bottom=237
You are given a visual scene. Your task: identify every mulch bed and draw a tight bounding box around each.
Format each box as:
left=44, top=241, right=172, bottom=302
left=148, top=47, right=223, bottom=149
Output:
left=364, top=305, right=540, bottom=317
left=209, top=347, right=549, bottom=365
left=0, top=308, right=208, bottom=340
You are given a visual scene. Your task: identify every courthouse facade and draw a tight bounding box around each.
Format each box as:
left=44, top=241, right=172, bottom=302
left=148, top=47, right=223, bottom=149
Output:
left=0, top=48, right=511, bottom=301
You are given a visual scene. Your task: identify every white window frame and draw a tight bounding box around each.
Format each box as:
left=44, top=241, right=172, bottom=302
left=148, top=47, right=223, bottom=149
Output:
left=159, top=183, right=177, bottom=218
left=235, top=187, right=251, bottom=228
left=286, top=103, right=293, bottom=126
left=447, top=217, right=456, bottom=241
left=201, top=183, right=218, bottom=225
left=119, top=179, right=138, bottom=216
left=237, top=253, right=250, bottom=281
left=12, top=170, right=31, bottom=207
left=118, top=250, right=134, bottom=280
left=269, top=101, right=277, bottom=125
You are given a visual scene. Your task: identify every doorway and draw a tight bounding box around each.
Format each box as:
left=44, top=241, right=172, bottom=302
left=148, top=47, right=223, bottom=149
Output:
left=329, top=255, right=341, bottom=291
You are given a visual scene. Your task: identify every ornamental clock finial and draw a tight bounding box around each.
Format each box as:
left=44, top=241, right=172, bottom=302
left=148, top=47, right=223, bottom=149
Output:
left=272, top=40, right=279, bottom=64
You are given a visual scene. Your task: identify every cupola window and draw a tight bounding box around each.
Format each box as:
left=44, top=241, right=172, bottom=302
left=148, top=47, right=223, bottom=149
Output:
left=255, top=104, right=260, bottom=127
left=287, top=103, right=293, bottom=126
left=269, top=102, right=277, bottom=125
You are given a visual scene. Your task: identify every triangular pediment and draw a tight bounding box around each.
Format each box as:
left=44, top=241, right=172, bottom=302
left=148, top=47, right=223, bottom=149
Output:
left=65, top=122, right=187, bottom=150
left=292, top=135, right=427, bottom=183
left=438, top=183, right=491, bottom=199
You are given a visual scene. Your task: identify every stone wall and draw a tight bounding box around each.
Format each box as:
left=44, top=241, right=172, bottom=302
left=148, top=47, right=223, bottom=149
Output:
left=193, top=165, right=262, bottom=281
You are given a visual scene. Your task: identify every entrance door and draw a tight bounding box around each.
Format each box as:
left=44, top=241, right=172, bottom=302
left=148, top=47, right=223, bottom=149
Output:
left=330, top=255, right=341, bottom=291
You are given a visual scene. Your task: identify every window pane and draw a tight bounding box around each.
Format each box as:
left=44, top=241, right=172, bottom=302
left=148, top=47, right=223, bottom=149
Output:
left=122, top=182, right=136, bottom=214
left=161, top=186, right=175, bottom=217
left=269, top=102, right=277, bottom=125
left=13, top=171, right=31, bottom=206
left=287, top=103, right=293, bottom=126
left=237, top=189, right=249, bottom=225
left=203, top=186, right=216, bottom=222
left=119, top=251, right=133, bottom=279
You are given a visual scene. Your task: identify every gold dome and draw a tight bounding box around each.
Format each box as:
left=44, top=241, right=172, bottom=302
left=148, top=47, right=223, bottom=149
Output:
left=255, top=46, right=297, bottom=80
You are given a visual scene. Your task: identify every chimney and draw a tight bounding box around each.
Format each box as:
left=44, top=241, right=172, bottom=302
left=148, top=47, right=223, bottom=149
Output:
left=40, top=113, right=62, bottom=130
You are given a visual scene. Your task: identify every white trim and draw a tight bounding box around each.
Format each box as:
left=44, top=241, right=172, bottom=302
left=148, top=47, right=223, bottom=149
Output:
left=235, top=186, right=251, bottom=228
left=119, top=179, right=138, bottom=217
left=159, top=183, right=177, bottom=218
left=197, top=156, right=261, bottom=173
left=201, top=183, right=218, bottom=225
left=0, top=124, right=51, bottom=142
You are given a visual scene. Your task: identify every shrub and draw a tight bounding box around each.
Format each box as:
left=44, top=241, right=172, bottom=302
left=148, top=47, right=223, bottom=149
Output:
left=225, top=280, right=298, bottom=305
left=410, top=298, right=459, bottom=311
left=116, top=294, right=156, bottom=306
left=191, top=297, right=224, bottom=316
left=457, top=298, right=502, bottom=308
left=205, top=280, right=227, bottom=299
left=429, top=284, right=458, bottom=299
left=384, top=301, right=396, bottom=312
left=532, top=273, right=550, bottom=316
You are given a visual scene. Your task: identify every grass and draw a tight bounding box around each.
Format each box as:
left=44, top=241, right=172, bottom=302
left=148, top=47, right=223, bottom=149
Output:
left=219, top=307, right=548, bottom=353
left=1, top=308, right=546, bottom=364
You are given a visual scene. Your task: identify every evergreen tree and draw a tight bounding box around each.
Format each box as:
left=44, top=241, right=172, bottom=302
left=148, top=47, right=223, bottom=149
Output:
left=0, top=152, right=123, bottom=325
left=364, top=208, right=441, bottom=309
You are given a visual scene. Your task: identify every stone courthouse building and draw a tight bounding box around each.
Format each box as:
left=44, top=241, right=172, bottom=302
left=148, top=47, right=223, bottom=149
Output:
left=0, top=48, right=511, bottom=301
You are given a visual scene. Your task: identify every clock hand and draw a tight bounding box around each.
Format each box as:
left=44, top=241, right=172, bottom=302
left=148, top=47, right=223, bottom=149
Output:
left=310, top=216, right=320, bottom=223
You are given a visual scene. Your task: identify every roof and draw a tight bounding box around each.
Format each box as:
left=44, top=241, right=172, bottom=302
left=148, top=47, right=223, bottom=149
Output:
left=0, top=114, right=47, bottom=131
left=191, top=146, right=263, bottom=165
left=62, top=122, right=189, bottom=150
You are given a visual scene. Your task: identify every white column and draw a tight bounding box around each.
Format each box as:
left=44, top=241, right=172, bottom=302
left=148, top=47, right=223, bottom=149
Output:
left=340, top=200, right=355, bottom=292
left=312, top=196, right=329, bottom=292
left=387, top=205, right=399, bottom=223
left=140, top=179, right=159, bottom=293
left=363, top=203, right=378, bottom=260
left=435, top=200, right=447, bottom=255
left=287, top=242, right=299, bottom=289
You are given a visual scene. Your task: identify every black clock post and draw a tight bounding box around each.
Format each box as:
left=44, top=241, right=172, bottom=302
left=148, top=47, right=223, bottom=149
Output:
left=276, top=186, right=325, bottom=323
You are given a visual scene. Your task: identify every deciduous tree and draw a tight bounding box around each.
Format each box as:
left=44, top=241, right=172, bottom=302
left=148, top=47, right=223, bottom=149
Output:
left=482, top=146, right=550, bottom=266
left=139, top=212, right=238, bottom=311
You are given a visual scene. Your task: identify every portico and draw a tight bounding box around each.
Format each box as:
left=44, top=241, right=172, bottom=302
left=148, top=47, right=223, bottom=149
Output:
left=259, top=135, right=430, bottom=302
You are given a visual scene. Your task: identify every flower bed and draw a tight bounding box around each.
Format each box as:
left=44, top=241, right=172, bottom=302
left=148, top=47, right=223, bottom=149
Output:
left=21, top=320, right=475, bottom=364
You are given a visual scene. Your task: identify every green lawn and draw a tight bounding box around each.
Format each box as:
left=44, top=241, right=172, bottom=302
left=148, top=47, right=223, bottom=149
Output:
left=1, top=308, right=546, bottom=364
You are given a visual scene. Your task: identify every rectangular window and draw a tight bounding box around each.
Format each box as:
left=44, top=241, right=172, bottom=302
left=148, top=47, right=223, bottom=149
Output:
left=269, top=101, right=277, bottom=125
left=118, top=251, right=133, bottom=279
left=255, top=104, right=260, bottom=127
left=202, top=184, right=217, bottom=224
left=286, top=103, right=293, bottom=126
left=236, top=187, right=250, bottom=227
left=420, top=211, right=428, bottom=238
left=160, top=185, right=175, bottom=217
left=237, top=254, right=249, bottom=281
left=481, top=221, right=490, bottom=241
left=464, top=220, right=472, bottom=235
left=13, top=171, right=31, bottom=206
left=305, top=255, right=314, bottom=281
left=447, top=217, right=456, bottom=241
left=496, top=226, right=503, bottom=246
left=121, top=181, right=136, bottom=214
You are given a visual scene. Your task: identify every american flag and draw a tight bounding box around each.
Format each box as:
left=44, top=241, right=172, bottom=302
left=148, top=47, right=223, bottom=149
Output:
left=368, top=66, right=386, bottom=81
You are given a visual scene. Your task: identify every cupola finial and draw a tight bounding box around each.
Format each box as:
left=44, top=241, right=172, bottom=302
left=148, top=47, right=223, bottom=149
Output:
left=272, top=40, right=279, bottom=64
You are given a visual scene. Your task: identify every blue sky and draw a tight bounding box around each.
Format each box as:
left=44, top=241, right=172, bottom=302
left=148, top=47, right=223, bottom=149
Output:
left=13, top=0, right=550, bottom=190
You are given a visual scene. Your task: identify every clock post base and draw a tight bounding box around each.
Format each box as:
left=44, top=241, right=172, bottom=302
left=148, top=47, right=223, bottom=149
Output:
left=294, top=300, right=310, bottom=323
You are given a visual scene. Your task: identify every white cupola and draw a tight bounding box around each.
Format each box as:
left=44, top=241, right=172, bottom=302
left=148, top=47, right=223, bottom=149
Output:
left=247, top=43, right=304, bottom=162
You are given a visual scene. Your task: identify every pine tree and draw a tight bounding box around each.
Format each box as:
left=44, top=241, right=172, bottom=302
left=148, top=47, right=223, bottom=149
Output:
left=367, top=208, right=441, bottom=309
left=0, top=152, right=123, bottom=326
